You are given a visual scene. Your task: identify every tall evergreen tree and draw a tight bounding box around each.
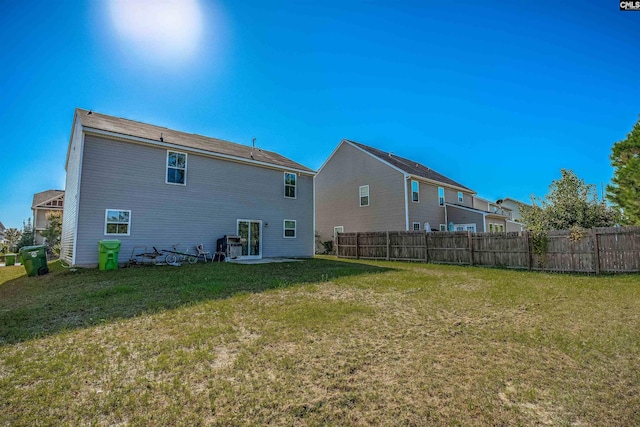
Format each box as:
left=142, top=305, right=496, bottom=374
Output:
left=607, top=117, right=640, bottom=225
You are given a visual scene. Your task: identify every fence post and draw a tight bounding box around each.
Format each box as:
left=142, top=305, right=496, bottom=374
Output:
left=592, top=228, right=600, bottom=275
left=524, top=231, right=532, bottom=271
left=425, top=232, right=429, bottom=263
left=355, top=232, right=359, bottom=260
left=386, top=231, right=390, bottom=261
left=336, top=234, right=340, bottom=258
left=468, top=231, right=473, bottom=266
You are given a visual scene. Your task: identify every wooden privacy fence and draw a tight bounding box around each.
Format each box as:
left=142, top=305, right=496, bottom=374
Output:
left=336, top=226, right=640, bottom=274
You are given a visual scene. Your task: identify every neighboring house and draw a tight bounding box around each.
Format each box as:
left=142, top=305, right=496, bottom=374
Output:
left=61, top=109, right=315, bottom=267
left=315, top=139, right=480, bottom=244
left=32, top=190, right=65, bottom=245
left=468, top=195, right=523, bottom=233
left=0, top=221, right=5, bottom=243
left=499, top=197, right=528, bottom=222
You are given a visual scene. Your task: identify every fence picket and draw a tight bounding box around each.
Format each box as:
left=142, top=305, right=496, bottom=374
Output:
left=335, top=226, right=640, bottom=274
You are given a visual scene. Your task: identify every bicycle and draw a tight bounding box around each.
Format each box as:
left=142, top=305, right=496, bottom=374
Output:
left=162, top=244, right=198, bottom=265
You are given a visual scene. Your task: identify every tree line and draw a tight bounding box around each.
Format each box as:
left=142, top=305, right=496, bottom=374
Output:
left=520, top=116, right=640, bottom=233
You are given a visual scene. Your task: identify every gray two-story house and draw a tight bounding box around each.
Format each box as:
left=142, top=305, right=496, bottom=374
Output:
left=315, top=139, right=484, bottom=245
left=61, top=109, right=315, bottom=267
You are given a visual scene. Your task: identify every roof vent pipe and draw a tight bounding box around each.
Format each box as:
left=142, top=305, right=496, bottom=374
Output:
left=251, top=137, right=256, bottom=159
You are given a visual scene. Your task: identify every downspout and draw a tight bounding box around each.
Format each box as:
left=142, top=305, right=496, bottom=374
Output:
left=444, top=203, right=448, bottom=229
left=404, top=174, right=409, bottom=231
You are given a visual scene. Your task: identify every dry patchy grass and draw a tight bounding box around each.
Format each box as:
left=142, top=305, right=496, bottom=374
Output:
left=1, top=258, right=639, bottom=425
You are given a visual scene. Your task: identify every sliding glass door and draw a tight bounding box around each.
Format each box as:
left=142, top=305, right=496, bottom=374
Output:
left=237, top=219, right=262, bottom=259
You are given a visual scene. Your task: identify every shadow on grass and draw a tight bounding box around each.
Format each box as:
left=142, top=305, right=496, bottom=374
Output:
left=0, top=258, right=393, bottom=345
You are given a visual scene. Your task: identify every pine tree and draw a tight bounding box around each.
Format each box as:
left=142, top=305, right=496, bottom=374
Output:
left=607, top=117, right=640, bottom=225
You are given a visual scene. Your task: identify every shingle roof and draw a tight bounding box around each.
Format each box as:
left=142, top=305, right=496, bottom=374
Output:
left=346, top=140, right=473, bottom=192
left=32, top=190, right=64, bottom=209
left=75, top=109, right=314, bottom=173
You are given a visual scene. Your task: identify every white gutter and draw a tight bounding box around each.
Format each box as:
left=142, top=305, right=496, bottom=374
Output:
left=83, top=127, right=315, bottom=176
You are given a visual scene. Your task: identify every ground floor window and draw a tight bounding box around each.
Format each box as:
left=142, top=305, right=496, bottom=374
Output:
left=333, top=226, right=344, bottom=240
left=284, top=220, right=296, bottom=238
left=412, top=222, right=420, bottom=231
left=454, top=223, right=476, bottom=232
left=439, top=224, right=447, bottom=231
left=104, top=209, right=130, bottom=235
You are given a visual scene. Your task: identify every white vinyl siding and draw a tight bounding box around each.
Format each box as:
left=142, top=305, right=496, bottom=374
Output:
left=284, top=219, right=296, bottom=238
left=284, top=172, right=296, bottom=198
left=359, top=185, right=370, bottom=207
left=166, top=151, right=187, bottom=185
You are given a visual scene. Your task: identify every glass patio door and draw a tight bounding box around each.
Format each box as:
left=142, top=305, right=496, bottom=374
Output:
left=237, top=219, right=262, bottom=259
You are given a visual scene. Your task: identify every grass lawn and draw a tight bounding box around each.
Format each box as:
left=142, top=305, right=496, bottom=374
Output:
left=1, top=257, right=639, bottom=426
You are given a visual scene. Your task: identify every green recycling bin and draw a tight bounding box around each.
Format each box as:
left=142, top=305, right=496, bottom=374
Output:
left=98, top=240, right=121, bottom=270
left=5, top=253, right=16, bottom=266
left=19, top=245, right=48, bottom=277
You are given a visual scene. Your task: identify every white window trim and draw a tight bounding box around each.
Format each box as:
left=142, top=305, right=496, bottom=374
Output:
left=284, top=172, right=297, bottom=199
left=283, top=219, right=296, bottom=238
left=411, top=180, right=419, bottom=203
left=166, top=150, right=187, bottom=186
left=104, top=209, right=131, bottom=236
left=359, top=185, right=370, bottom=207
left=412, top=222, right=420, bottom=231
left=458, top=192, right=463, bottom=203
left=454, top=223, right=476, bottom=232
left=439, top=224, right=447, bottom=231
left=333, top=226, right=344, bottom=240
left=438, top=187, right=445, bottom=206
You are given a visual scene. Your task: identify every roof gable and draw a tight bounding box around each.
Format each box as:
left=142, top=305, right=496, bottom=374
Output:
left=73, top=109, right=315, bottom=174
left=345, top=140, right=473, bottom=192
left=32, top=190, right=64, bottom=209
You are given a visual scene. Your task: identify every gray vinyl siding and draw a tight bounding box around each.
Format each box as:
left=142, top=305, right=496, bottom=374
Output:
left=73, top=135, right=313, bottom=266
left=34, top=210, right=48, bottom=229
left=506, top=221, right=524, bottom=232
left=60, top=119, right=84, bottom=264
left=315, top=142, right=406, bottom=243
left=501, top=200, right=523, bottom=221
left=407, top=182, right=445, bottom=229
left=472, top=197, right=491, bottom=211
left=407, top=183, right=474, bottom=229
left=446, top=205, right=484, bottom=231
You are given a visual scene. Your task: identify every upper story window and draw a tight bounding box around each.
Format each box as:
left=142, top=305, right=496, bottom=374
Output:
left=359, top=185, right=370, bottom=207
left=284, top=172, right=296, bottom=198
left=167, top=151, right=187, bottom=185
left=105, top=209, right=131, bottom=236
left=411, top=180, right=419, bottom=203
left=458, top=192, right=463, bottom=203
left=438, top=187, right=445, bottom=206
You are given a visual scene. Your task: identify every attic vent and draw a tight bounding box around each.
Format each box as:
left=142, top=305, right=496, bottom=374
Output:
left=415, top=163, right=419, bottom=168
left=388, top=152, right=393, bottom=157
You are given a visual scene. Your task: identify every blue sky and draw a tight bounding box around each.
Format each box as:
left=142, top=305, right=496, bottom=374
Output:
left=1, top=0, right=638, bottom=229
